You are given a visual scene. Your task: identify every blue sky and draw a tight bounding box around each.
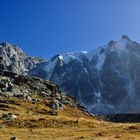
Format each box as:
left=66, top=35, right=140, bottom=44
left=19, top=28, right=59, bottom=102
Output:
left=0, top=0, right=140, bottom=58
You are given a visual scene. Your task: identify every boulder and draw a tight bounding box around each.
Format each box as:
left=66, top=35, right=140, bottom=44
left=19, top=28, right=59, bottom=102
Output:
left=51, top=99, right=60, bottom=110
left=2, top=113, right=17, bottom=121
left=12, top=87, right=22, bottom=96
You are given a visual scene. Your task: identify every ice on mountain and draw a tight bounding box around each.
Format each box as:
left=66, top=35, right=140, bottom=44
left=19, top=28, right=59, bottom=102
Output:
left=81, top=51, right=88, bottom=54
left=58, top=55, right=64, bottom=60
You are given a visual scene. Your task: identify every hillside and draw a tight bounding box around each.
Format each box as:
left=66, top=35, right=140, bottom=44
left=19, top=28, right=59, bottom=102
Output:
left=0, top=71, right=139, bottom=139
left=0, top=94, right=140, bottom=139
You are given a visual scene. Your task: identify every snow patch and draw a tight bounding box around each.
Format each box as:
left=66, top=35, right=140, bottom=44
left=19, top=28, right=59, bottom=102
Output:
left=59, top=51, right=87, bottom=64
left=58, top=55, right=64, bottom=66
left=81, top=51, right=87, bottom=54
left=58, top=55, right=64, bottom=60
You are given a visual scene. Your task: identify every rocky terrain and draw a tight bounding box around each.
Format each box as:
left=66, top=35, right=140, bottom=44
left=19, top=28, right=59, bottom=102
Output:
left=0, top=70, right=95, bottom=139
left=0, top=70, right=87, bottom=115
left=1, top=35, right=140, bottom=115
left=0, top=71, right=139, bottom=139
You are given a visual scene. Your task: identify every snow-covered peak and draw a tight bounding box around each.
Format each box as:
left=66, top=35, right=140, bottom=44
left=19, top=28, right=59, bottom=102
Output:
left=46, top=35, right=133, bottom=72
left=47, top=47, right=106, bottom=71
left=57, top=48, right=104, bottom=63
left=107, top=36, right=130, bottom=53
left=56, top=51, right=88, bottom=64
left=114, top=37, right=128, bottom=51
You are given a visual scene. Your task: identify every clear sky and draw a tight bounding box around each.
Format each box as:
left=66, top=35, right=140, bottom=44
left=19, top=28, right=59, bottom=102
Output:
left=0, top=0, right=140, bottom=58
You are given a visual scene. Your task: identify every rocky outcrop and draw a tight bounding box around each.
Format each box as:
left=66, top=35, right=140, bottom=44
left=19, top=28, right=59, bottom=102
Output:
left=0, top=42, right=45, bottom=75
left=1, top=113, right=17, bottom=121
left=0, top=70, right=84, bottom=113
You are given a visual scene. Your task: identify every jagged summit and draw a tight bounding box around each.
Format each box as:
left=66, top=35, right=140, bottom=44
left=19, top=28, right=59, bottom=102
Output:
left=105, top=34, right=131, bottom=45
left=50, top=35, right=133, bottom=65
left=121, top=34, right=131, bottom=40
left=0, top=42, right=9, bottom=47
left=0, top=42, right=22, bottom=52
left=43, top=35, right=134, bottom=74
left=0, top=42, right=46, bottom=75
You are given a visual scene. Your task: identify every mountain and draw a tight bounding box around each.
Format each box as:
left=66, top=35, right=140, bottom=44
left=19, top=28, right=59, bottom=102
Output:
left=1, top=35, right=140, bottom=114
left=0, top=42, right=45, bottom=75
left=30, top=35, right=140, bottom=114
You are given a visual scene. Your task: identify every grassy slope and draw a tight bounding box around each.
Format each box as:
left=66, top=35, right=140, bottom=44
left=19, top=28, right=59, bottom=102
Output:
left=0, top=97, right=140, bottom=140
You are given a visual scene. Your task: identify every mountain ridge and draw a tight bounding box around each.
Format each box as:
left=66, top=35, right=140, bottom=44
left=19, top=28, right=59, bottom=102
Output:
left=1, top=35, right=140, bottom=114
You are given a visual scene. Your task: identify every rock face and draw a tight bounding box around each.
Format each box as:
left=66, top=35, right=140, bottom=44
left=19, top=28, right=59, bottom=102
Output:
left=0, top=42, right=45, bottom=75
left=30, top=35, right=140, bottom=114
left=1, top=35, right=140, bottom=114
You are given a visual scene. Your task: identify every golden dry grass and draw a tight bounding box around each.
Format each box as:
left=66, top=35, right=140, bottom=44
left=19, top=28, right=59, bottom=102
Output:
left=0, top=97, right=140, bottom=140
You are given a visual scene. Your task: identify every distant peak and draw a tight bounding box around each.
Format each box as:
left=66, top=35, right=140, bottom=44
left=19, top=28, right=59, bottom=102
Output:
left=0, top=42, right=9, bottom=47
left=108, top=40, right=117, bottom=46
left=121, top=35, right=131, bottom=41
left=0, top=42, right=19, bottom=48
